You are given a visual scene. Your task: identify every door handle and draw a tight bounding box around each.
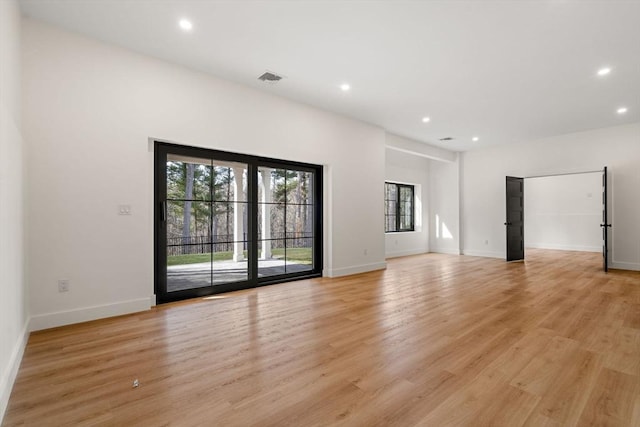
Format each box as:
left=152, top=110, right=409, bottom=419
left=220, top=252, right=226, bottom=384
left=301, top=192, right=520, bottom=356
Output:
left=504, top=222, right=512, bottom=226
left=160, top=201, right=167, bottom=222
left=599, top=224, right=612, bottom=227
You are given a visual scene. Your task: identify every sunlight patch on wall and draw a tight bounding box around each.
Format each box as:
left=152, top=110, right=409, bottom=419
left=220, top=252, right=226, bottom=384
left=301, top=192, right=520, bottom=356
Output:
left=435, top=214, right=453, bottom=240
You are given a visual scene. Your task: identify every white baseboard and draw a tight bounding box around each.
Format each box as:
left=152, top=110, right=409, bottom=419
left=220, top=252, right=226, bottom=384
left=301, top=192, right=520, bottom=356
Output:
left=327, top=261, right=387, bottom=278
left=0, top=320, right=30, bottom=423
left=611, top=261, right=640, bottom=271
left=526, top=243, right=600, bottom=253
left=385, top=248, right=428, bottom=259
left=462, top=250, right=505, bottom=259
left=29, top=297, right=152, bottom=332
left=430, top=247, right=460, bottom=255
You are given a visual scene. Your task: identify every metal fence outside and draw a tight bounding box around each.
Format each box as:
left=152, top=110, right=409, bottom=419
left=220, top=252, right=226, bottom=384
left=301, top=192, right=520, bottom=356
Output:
left=167, top=232, right=313, bottom=255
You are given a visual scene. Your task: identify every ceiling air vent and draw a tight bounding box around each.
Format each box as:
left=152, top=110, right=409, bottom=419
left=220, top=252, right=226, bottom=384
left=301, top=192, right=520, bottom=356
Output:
left=258, top=71, right=283, bottom=83
left=439, top=137, right=455, bottom=141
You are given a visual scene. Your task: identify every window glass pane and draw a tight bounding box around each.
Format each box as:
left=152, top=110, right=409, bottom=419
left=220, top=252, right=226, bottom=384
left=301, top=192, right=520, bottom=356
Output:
left=166, top=200, right=212, bottom=292
left=285, top=204, right=307, bottom=235
left=212, top=161, right=247, bottom=202
left=166, top=155, right=212, bottom=201
left=270, top=204, right=285, bottom=238
left=258, top=239, right=286, bottom=277
left=212, top=201, right=248, bottom=284
left=400, top=186, right=413, bottom=204
left=386, top=183, right=396, bottom=201
left=399, top=215, right=413, bottom=231
left=398, top=185, right=414, bottom=230
left=286, top=238, right=313, bottom=273
left=386, top=200, right=396, bottom=216
left=386, top=214, right=397, bottom=232
left=286, top=170, right=314, bottom=205
left=271, top=169, right=288, bottom=203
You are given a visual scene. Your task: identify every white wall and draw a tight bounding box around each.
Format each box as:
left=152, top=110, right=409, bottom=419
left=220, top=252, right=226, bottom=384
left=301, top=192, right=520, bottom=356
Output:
left=384, top=147, right=429, bottom=258
left=429, top=155, right=461, bottom=255
left=524, top=173, right=601, bottom=252
left=0, top=0, right=28, bottom=420
left=462, top=123, right=640, bottom=269
left=22, top=19, right=387, bottom=331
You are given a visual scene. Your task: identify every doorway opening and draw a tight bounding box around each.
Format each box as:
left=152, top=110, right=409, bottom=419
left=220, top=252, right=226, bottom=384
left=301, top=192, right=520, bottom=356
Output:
left=505, top=168, right=610, bottom=271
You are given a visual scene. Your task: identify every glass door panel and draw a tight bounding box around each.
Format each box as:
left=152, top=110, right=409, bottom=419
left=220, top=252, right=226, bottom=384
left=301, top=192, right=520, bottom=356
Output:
left=164, top=155, right=251, bottom=293
left=258, top=167, right=315, bottom=277
left=166, top=200, right=212, bottom=292
left=210, top=161, right=249, bottom=285
left=165, top=155, right=213, bottom=293
left=286, top=237, right=313, bottom=273
left=210, top=198, right=249, bottom=284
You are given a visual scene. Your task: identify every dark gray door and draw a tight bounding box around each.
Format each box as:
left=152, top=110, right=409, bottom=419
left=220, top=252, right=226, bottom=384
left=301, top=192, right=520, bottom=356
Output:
left=601, top=166, right=611, bottom=272
left=505, top=176, right=524, bottom=261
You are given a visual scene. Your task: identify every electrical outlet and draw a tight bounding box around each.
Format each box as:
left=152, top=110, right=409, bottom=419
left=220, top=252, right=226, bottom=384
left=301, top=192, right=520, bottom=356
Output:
left=484, top=240, right=489, bottom=245
left=118, top=204, right=132, bottom=215
left=58, top=279, right=69, bottom=292
left=364, top=248, right=368, bottom=256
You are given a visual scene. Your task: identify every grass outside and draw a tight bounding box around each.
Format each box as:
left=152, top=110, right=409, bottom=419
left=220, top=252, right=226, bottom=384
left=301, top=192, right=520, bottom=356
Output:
left=167, top=248, right=312, bottom=266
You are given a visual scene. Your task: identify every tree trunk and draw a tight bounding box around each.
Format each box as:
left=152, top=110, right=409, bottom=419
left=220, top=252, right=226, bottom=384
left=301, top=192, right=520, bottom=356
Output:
left=304, top=174, right=313, bottom=237
left=226, top=168, right=231, bottom=250
left=182, top=163, right=195, bottom=254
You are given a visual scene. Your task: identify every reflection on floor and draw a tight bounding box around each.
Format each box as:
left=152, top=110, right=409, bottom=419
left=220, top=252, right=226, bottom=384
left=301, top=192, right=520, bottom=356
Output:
left=167, top=259, right=312, bottom=292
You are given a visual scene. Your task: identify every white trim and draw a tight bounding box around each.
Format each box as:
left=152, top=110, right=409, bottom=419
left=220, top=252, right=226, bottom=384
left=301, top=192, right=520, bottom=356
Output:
left=611, top=261, right=640, bottom=271
left=327, top=262, right=387, bottom=278
left=430, top=248, right=461, bottom=255
left=29, top=297, right=152, bottom=332
left=385, top=133, right=457, bottom=163
left=0, top=320, right=30, bottom=422
left=525, top=243, right=600, bottom=253
left=462, top=250, right=504, bottom=259
left=385, top=248, right=428, bottom=259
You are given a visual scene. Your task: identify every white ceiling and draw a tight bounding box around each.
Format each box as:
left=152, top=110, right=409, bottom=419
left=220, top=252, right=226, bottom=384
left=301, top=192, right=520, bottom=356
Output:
left=19, top=0, right=640, bottom=152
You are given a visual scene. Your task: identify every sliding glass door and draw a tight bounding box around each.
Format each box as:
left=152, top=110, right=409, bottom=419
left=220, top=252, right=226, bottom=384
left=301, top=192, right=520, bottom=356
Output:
left=155, top=142, right=322, bottom=303
left=258, top=167, right=315, bottom=278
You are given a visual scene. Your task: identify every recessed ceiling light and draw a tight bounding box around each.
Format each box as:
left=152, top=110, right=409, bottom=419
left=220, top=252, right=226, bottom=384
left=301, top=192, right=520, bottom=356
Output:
left=597, top=67, right=611, bottom=76
left=422, top=117, right=431, bottom=123
left=472, top=136, right=479, bottom=142
left=340, top=83, right=350, bottom=91
left=617, top=107, right=628, bottom=114
left=179, top=19, right=193, bottom=32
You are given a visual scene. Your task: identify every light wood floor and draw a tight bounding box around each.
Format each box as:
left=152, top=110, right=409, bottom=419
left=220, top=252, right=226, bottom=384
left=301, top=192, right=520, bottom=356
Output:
left=4, top=249, right=640, bottom=426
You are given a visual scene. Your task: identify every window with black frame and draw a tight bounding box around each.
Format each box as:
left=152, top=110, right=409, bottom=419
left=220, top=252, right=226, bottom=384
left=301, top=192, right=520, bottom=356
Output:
left=385, top=182, right=414, bottom=232
left=155, top=142, right=323, bottom=304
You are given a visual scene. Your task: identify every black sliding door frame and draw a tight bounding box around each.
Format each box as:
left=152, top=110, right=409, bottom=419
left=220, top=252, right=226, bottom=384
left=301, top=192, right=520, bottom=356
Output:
left=154, top=141, right=323, bottom=304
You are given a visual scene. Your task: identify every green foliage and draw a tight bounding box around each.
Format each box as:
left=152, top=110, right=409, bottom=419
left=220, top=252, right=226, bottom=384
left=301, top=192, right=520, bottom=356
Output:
left=166, top=163, right=313, bottom=254
left=167, top=248, right=312, bottom=266
left=271, top=169, right=298, bottom=202
left=167, top=251, right=235, bottom=265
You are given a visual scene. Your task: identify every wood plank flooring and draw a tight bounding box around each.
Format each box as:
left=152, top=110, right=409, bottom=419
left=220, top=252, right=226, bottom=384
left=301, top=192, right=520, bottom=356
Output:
left=4, top=249, right=640, bottom=426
